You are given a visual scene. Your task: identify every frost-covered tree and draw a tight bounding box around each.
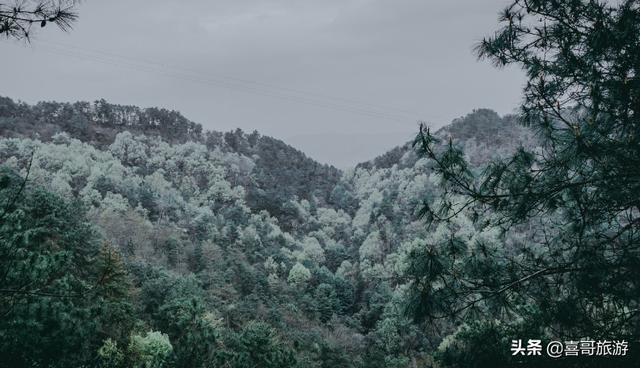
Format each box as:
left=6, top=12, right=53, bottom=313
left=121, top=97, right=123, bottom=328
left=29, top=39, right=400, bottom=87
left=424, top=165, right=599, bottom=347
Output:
left=298, top=236, right=326, bottom=265
left=359, top=230, right=384, bottom=263
left=128, top=331, right=173, bottom=368
left=288, top=262, right=311, bottom=288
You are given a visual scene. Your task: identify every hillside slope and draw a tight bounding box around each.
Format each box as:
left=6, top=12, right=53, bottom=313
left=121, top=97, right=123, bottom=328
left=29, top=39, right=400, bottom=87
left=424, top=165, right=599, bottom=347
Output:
left=0, top=97, right=535, bottom=367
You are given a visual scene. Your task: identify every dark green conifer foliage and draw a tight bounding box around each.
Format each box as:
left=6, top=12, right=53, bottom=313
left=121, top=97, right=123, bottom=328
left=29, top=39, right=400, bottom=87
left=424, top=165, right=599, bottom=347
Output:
left=216, top=321, right=298, bottom=368
left=406, top=0, right=640, bottom=366
left=315, top=283, right=339, bottom=323
left=0, top=0, right=81, bottom=41
left=315, top=341, right=352, bottom=368
left=0, top=167, right=129, bottom=367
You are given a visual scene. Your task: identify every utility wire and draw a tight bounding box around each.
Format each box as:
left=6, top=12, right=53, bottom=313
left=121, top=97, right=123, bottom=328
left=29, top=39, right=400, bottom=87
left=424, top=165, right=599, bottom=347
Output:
left=4, top=41, right=421, bottom=124
left=38, top=39, right=451, bottom=122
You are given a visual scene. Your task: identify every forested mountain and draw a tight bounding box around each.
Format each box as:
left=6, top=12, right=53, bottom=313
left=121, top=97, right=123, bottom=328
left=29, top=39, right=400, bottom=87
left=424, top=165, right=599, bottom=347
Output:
left=0, top=96, right=341, bottom=215
left=0, top=97, right=534, bottom=367
left=3, top=0, right=637, bottom=366
left=357, top=108, right=536, bottom=171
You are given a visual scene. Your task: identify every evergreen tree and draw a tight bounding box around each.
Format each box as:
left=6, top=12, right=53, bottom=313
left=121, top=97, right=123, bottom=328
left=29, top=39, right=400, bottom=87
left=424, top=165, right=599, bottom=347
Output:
left=0, top=0, right=82, bottom=41
left=0, top=167, right=129, bottom=367
left=217, top=321, right=297, bottom=368
left=314, top=283, right=338, bottom=323
left=406, top=0, right=640, bottom=366
left=315, top=341, right=351, bottom=368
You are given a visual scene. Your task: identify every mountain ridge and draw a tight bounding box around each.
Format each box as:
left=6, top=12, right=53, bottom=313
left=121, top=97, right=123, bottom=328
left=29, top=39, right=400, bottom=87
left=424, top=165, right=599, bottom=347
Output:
left=0, top=95, right=538, bottom=367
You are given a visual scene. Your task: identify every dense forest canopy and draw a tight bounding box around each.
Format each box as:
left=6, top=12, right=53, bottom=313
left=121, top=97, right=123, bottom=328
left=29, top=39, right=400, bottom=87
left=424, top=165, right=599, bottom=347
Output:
left=0, top=94, right=535, bottom=367
left=2, top=0, right=639, bottom=367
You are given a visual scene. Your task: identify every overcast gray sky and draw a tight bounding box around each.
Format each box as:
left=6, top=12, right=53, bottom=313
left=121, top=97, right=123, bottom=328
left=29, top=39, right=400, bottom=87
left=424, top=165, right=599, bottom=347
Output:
left=2, top=0, right=526, bottom=164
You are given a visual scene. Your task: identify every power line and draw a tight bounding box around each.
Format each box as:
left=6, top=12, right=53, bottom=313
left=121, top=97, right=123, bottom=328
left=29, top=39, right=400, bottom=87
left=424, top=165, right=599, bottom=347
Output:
left=38, top=39, right=451, bottom=122
left=34, top=44, right=417, bottom=124
left=5, top=41, right=422, bottom=124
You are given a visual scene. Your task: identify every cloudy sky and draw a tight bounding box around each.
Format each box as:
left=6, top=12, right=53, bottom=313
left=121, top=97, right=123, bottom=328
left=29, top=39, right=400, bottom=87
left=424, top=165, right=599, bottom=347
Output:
left=1, top=0, right=526, bottom=166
